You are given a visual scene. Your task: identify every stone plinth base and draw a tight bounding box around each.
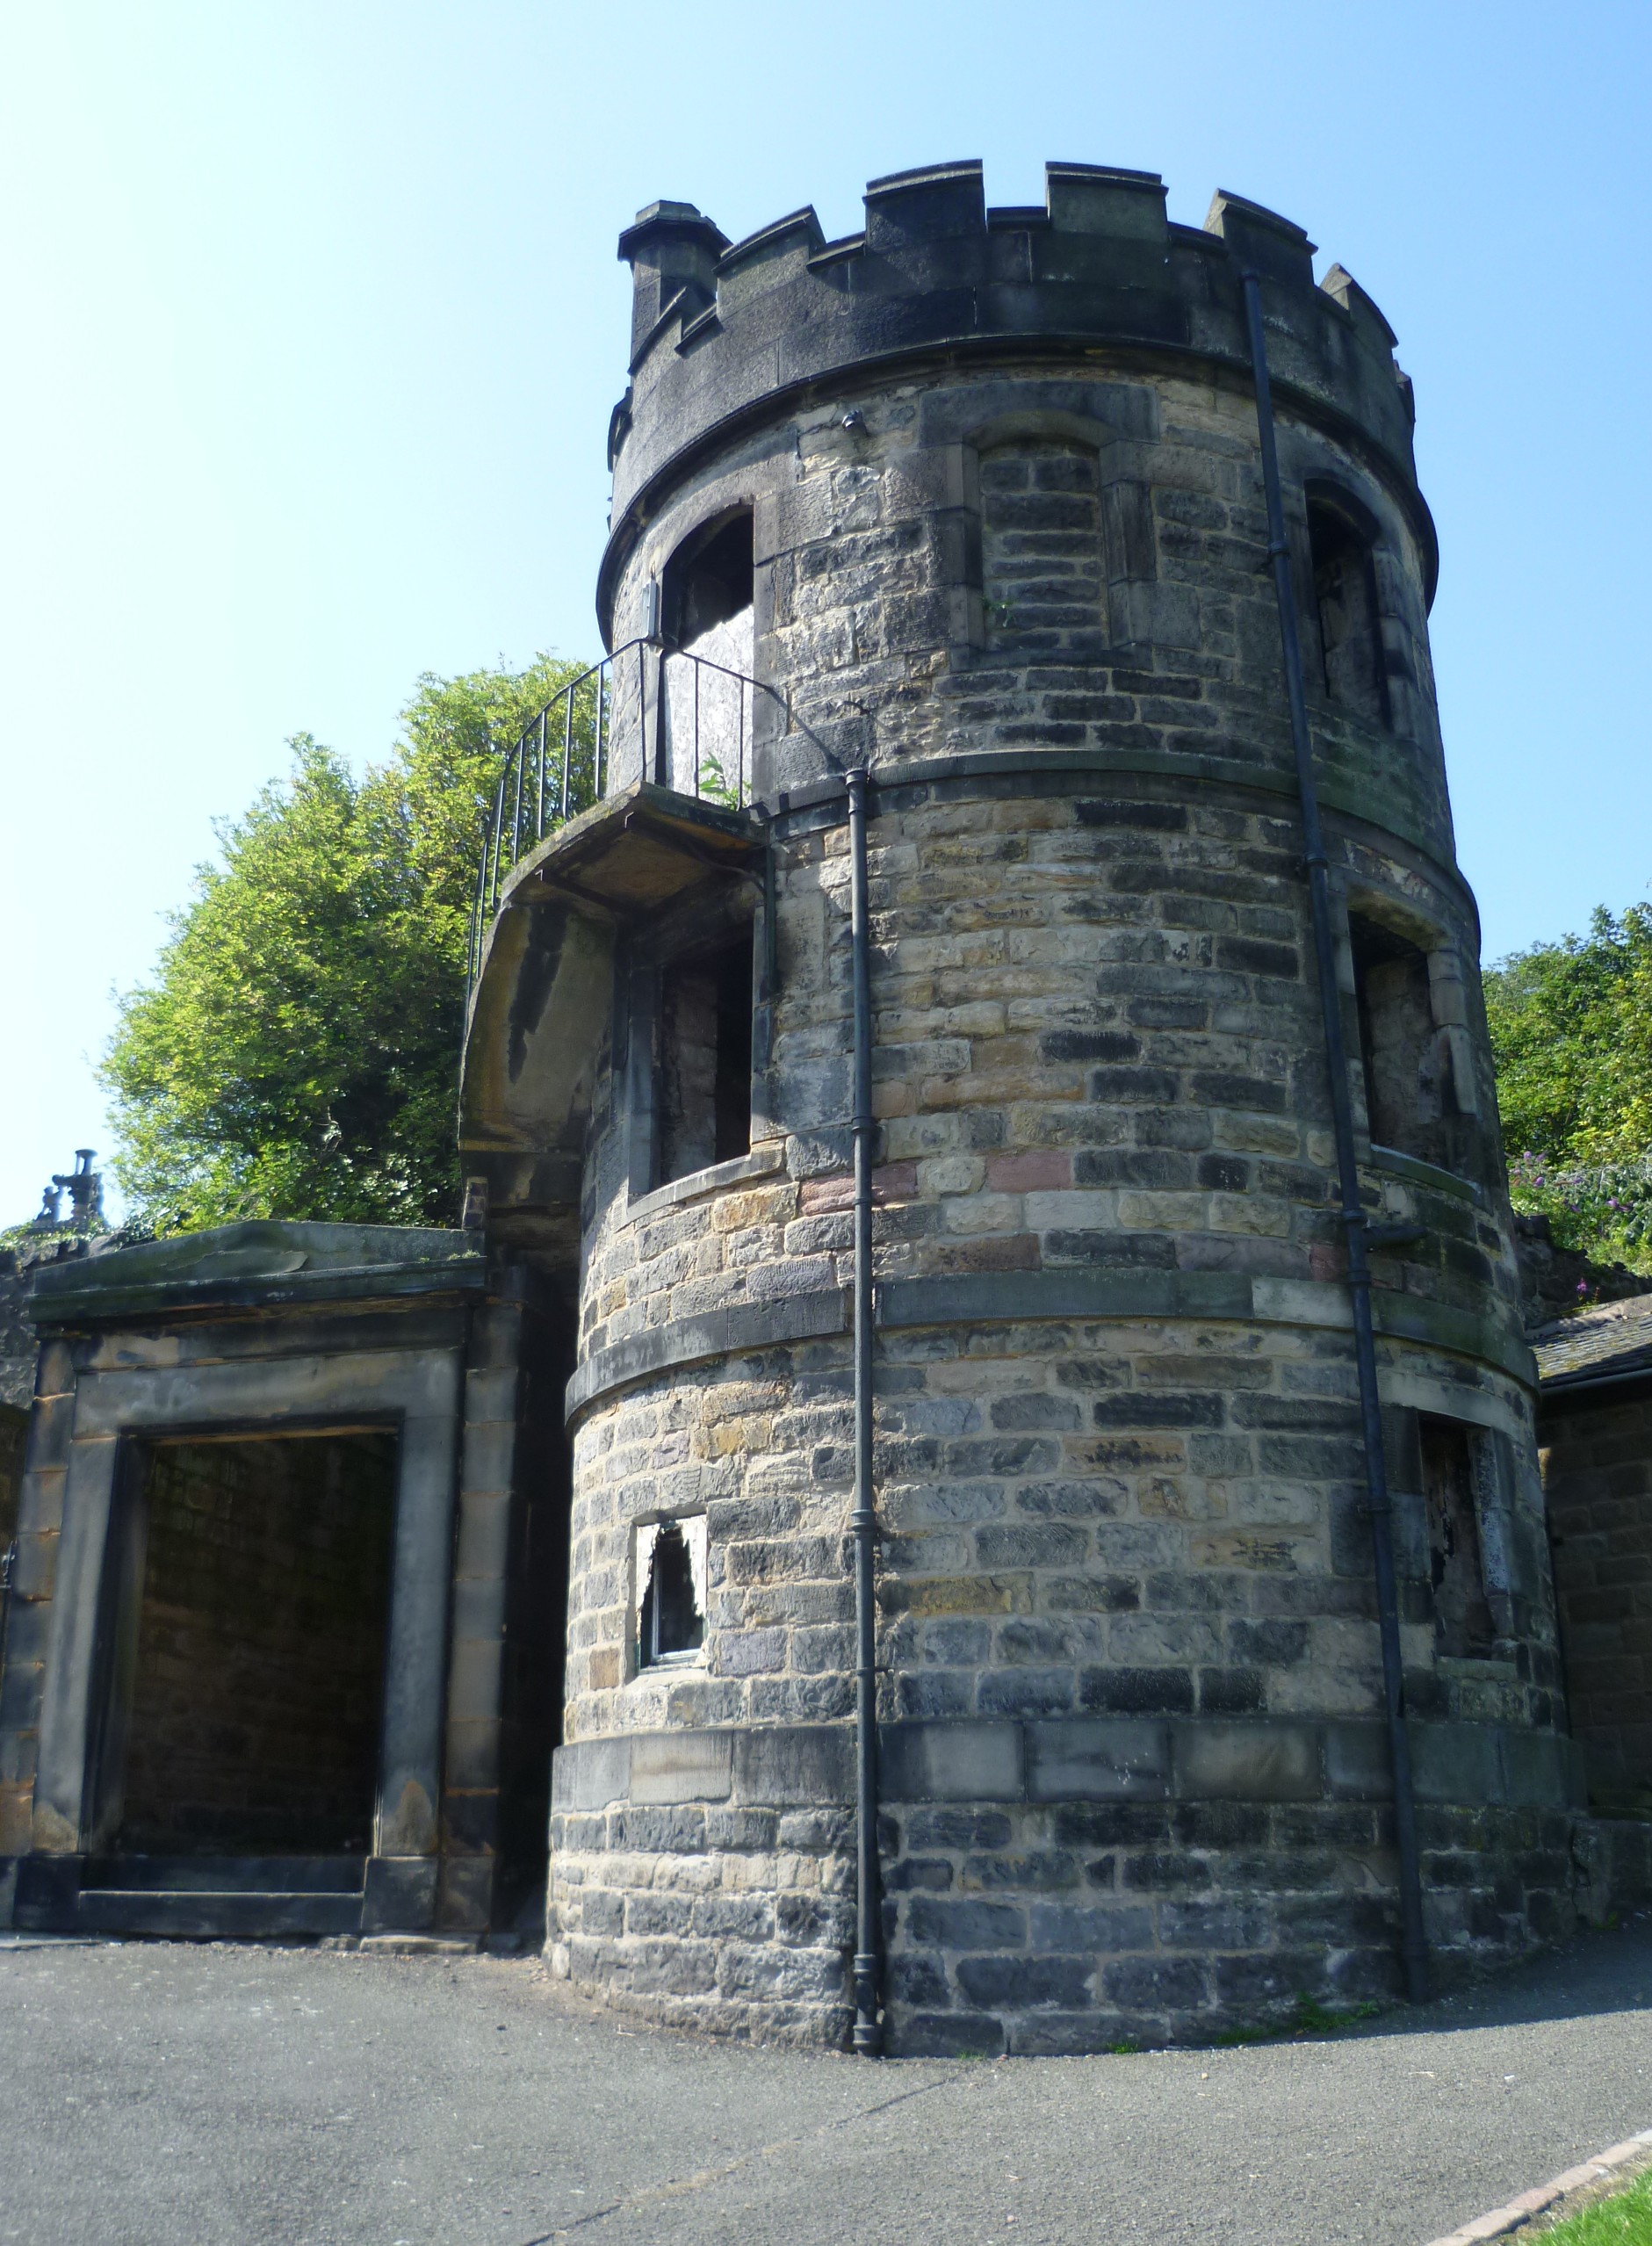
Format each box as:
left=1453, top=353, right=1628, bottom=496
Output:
left=550, top=1716, right=1591, bottom=2053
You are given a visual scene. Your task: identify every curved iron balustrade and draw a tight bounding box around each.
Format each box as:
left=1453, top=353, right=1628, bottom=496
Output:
left=466, top=637, right=793, bottom=992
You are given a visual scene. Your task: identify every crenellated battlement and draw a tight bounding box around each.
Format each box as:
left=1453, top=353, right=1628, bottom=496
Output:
left=605, top=160, right=1418, bottom=597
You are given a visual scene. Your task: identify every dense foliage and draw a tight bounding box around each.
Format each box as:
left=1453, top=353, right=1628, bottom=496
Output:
left=102, top=654, right=588, bottom=1231
left=1485, top=905, right=1652, bottom=1260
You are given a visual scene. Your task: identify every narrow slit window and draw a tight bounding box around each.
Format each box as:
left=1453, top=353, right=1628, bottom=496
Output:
left=657, top=928, right=753, bottom=1184
left=636, top=1518, right=707, bottom=1669
left=1307, top=497, right=1389, bottom=727
left=1420, top=1415, right=1495, bottom=1657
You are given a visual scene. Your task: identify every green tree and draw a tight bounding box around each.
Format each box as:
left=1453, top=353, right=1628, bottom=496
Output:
left=102, top=653, right=588, bottom=1231
left=1486, top=905, right=1652, bottom=1259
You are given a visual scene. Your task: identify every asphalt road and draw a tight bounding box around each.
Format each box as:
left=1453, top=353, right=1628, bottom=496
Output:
left=3, top=1924, right=1651, bottom=2246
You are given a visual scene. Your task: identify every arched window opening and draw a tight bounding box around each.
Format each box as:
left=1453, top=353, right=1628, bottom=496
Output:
left=1307, top=495, right=1389, bottom=727
left=665, top=511, right=754, bottom=646
left=1347, top=906, right=1485, bottom=1184
left=637, top=1518, right=706, bottom=1669
left=657, top=926, right=754, bottom=1184
left=659, top=510, right=755, bottom=798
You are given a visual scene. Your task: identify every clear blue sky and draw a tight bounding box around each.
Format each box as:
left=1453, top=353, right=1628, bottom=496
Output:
left=3, top=0, right=1648, bottom=1224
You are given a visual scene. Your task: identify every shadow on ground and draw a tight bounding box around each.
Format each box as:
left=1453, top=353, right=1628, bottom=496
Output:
left=4, top=1918, right=1652, bottom=2246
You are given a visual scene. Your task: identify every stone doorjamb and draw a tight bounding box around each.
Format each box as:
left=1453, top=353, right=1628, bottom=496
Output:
left=30, top=1346, right=464, bottom=1932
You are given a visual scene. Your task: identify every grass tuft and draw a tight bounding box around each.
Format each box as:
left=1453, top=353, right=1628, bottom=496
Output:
left=1537, top=2165, right=1652, bottom=2242
left=1212, top=1994, right=1384, bottom=2048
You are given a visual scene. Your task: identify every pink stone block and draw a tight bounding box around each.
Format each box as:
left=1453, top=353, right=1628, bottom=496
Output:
left=985, top=1150, right=1071, bottom=1191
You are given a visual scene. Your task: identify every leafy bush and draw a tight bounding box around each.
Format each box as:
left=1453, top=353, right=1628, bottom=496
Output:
left=1507, top=1152, right=1652, bottom=1263
left=101, top=654, right=588, bottom=1231
left=1487, top=906, right=1652, bottom=1265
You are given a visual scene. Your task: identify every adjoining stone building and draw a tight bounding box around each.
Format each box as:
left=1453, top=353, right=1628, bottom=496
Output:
left=0, top=1223, right=568, bottom=1941
left=1535, top=1299, right=1652, bottom=1816
left=4, top=158, right=1646, bottom=2050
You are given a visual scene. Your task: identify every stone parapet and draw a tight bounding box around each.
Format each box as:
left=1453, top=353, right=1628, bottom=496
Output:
left=606, top=164, right=1426, bottom=596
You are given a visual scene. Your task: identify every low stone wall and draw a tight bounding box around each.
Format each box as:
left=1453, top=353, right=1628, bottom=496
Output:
left=1572, top=1814, right=1652, bottom=1925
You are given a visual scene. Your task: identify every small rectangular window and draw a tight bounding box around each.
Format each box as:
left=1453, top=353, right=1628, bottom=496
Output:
left=1419, top=1414, right=1495, bottom=1657
left=1345, top=909, right=1484, bottom=1187
left=1350, top=914, right=1440, bottom=1159
left=657, top=929, right=753, bottom=1185
left=634, top=1516, right=708, bottom=1670
left=1307, top=497, right=1389, bottom=728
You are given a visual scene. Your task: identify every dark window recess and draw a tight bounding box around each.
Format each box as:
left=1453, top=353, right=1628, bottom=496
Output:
left=117, top=1432, right=395, bottom=1855
left=657, top=930, right=753, bottom=1183
left=1420, top=1415, right=1496, bottom=1656
left=665, top=511, right=754, bottom=646
left=1308, top=499, right=1389, bottom=727
left=638, top=1522, right=704, bottom=1667
left=494, top=1306, right=576, bottom=1928
left=1348, top=914, right=1464, bottom=1174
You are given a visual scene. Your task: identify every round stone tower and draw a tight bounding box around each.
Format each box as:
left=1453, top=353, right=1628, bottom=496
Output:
left=463, top=161, right=1577, bottom=2053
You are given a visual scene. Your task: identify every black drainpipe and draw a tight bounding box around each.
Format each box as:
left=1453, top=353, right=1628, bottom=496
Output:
left=847, top=766, right=884, bottom=2055
left=1241, top=273, right=1429, bottom=2004
left=0, top=1537, right=16, bottom=1693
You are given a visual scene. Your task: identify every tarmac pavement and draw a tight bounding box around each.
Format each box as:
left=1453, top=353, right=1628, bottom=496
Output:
left=3, top=1921, right=1651, bottom=2246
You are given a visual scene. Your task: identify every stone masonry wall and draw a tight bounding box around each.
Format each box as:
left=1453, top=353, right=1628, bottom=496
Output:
left=573, top=777, right=1522, bottom=1393
left=553, top=1286, right=1563, bottom=2047
left=1542, top=1389, right=1652, bottom=1811
left=540, top=336, right=1564, bottom=2047
left=613, top=368, right=1449, bottom=865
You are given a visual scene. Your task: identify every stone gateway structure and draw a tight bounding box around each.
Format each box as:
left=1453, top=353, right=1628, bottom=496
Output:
left=4, top=159, right=1641, bottom=2053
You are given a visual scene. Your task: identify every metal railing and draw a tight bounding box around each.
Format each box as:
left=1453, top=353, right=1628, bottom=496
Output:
left=467, top=636, right=795, bottom=990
